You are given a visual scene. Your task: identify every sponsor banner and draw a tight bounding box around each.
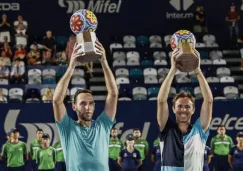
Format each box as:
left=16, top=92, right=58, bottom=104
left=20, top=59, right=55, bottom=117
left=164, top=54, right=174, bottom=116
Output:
left=1, top=0, right=243, bottom=45
left=1, top=100, right=242, bottom=149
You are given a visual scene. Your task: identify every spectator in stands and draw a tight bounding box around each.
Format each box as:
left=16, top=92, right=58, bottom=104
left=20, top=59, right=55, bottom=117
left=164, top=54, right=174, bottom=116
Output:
left=14, top=44, right=26, bottom=62
left=203, top=146, right=211, bottom=171
left=118, top=134, right=142, bottom=171
left=109, top=127, right=123, bottom=171
left=225, top=3, right=240, bottom=42
left=133, top=128, right=149, bottom=171
left=36, top=133, right=56, bottom=171
left=228, top=132, right=243, bottom=171
left=0, top=61, right=9, bottom=79
left=27, top=44, right=41, bottom=65
left=10, top=58, right=25, bottom=84
left=2, top=43, right=13, bottom=58
left=66, top=34, right=76, bottom=62
left=42, top=88, right=53, bottom=102
left=29, top=128, right=43, bottom=171
left=57, top=51, right=68, bottom=66
left=1, top=128, right=27, bottom=171
left=42, top=51, right=56, bottom=65
left=0, top=51, right=11, bottom=67
left=151, top=142, right=161, bottom=171
left=193, top=6, right=207, bottom=34
left=0, top=88, right=7, bottom=102
left=14, top=15, right=28, bottom=37
left=210, top=125, right=234, bottom=171
left=0, top=14, right=11, bottom=44
left=0, top=36, right=11, bottom=49
left=42, top=30, right=56, bottom=58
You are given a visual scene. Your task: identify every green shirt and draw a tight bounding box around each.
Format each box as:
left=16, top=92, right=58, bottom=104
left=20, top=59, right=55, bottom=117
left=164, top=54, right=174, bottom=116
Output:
left=109, top=137, right=123, bottom=160
left=153, top=138, right=160, bottom=147
left=36, top=146, right=56, bottom=170
left=30, top=139, right=42, bottom=160
left=1, top=141, right=27, bottom=167
left=54, top=141, right=65, bottom=162
left=210, top=134, right=234, bottom=155
left=134, top=138, right=149, bottom=160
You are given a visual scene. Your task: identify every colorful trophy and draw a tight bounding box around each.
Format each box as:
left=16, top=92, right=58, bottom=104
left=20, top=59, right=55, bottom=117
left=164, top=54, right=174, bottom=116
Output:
left=170, top=30, right=200, bottom=72
left=70, top=9, right=100, bottom=62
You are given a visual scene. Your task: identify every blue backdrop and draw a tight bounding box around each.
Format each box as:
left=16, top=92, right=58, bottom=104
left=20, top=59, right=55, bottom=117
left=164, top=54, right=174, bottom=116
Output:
left=1, top=0, right=243, bottom=46
left=0, top=100, right=243, bottom=170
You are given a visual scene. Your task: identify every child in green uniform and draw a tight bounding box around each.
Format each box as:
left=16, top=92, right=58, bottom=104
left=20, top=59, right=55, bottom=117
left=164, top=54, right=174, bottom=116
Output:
left=133, top=128, right=149, bottom=171
left=109, top=128, right=123, bottom=171
left=30, top=128, right=43, bottom=171
left=1, top=128, right=27, bottom=171
left=36, top=133, right=56, bottom=171
left=54, top=141, right=66, bottom=171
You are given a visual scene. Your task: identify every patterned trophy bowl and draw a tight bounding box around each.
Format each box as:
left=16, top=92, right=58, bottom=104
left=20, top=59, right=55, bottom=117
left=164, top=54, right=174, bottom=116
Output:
left=78, top=9, right=98, bottom=32
left=70, top=11, right=86, bottom=35
left=170, top=30, right=199, bottom=72
left=170, top=30, right=196, bottom=50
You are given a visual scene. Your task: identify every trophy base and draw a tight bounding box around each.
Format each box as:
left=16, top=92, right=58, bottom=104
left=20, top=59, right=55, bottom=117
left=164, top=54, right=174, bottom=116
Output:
left=176, top=54, right=199, bottom=72
left=175, top=42, right=199, bottom=72
left=76, top=31, right=101, bottom=63
left=77, top=51, right=101, bottom=63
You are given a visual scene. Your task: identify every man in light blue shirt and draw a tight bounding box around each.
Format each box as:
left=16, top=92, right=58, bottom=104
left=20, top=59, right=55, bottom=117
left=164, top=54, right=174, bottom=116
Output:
left=53, top=40, right=118, bottom=171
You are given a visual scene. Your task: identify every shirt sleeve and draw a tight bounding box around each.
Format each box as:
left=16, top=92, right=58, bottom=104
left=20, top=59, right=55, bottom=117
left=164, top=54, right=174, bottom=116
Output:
left=229, top=146, right=235, bottom=156
left=56, top=113, right=74, bottom=144
left=96, top=111, right=116, bottom=133
left=210, top=137, right=215, bottom=150
left=23, top=143, right=27, bottom=155
left=193, top=118, right=210, bottom=143
left=159, top=117, right=175, bottom=141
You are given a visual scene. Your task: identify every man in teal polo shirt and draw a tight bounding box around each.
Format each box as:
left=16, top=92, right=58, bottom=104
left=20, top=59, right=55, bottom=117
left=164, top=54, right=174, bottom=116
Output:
left=53, top=41, right=118, bottom=171
left=210, top=125, right=234, bottom=171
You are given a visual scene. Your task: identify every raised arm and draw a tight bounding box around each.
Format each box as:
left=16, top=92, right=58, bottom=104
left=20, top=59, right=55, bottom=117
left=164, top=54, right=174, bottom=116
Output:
left=193, top=48, right=213, bottom=132
left=157, top=50, right=177, bottom=132
left=53, top=43, right=83, bottom=122
left=95, top=40, right=118, bottom=121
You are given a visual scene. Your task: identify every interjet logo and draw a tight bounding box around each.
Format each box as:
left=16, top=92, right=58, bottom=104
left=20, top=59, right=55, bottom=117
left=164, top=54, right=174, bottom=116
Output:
left=167, top=0, right=194, bottom=19
left=58, top=0, right=122, bottom=14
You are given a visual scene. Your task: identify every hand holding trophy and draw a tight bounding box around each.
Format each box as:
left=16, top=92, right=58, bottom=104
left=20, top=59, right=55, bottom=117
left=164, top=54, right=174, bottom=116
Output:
left=70, top=9, right=101, bottom=62
left=170, top=30, right=200, bottom=72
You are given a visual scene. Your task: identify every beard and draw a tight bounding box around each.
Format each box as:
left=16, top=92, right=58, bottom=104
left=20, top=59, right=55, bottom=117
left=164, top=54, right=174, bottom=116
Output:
left=112, top=135, right=117, bottom=138
left=79, top=113, right=93, bottom=121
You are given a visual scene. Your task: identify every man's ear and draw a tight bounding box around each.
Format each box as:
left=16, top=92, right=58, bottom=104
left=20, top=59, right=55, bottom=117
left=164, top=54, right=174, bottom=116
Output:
left=72, top=103, right=76, bottom=111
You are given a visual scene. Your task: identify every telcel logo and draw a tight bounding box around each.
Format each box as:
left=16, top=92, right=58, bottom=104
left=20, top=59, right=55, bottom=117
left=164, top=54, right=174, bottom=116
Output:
left=0, top=3, right=20, bottom=11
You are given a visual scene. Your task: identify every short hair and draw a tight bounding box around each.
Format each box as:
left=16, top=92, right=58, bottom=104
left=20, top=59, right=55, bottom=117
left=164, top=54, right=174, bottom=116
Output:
left=172, top=91, right=195, bottom=108
left=111, top=128, right=117, bottom=131
left=73, top=89, right=93, bottom=104
left=217, top=125, right=225, bottom=130
left=36, top=129, right=43, bottom=133
left=133, top=128, right=141, bottom=132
